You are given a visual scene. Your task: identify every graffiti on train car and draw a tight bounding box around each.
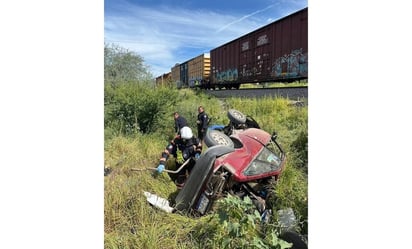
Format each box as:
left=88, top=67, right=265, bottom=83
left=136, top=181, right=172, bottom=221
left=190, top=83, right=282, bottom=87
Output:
left=216, top=68, right=238, bottom=82
left=271, top=48, right=308, bottom=79
left=160, top=8, right=308, bottom=89
left=189, top=77, right=203, bottom=88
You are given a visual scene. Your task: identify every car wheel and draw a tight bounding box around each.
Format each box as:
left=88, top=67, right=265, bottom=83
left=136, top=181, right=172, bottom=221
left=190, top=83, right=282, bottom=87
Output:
left=227, top=109, right=246, bottom=124
left=204, top=129, right=234, bottom=148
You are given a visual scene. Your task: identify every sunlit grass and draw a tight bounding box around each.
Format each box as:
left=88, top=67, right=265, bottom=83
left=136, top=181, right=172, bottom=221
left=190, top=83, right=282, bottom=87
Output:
left=105, top=88, right=307, bottom=248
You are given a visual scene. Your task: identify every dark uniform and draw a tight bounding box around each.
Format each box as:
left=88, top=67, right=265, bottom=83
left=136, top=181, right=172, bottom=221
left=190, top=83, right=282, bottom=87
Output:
left=197, top=109, right=209, bottom=140
left=158, top=135, right=202, bottom=188
left=174, top=112, right=188, bottom=134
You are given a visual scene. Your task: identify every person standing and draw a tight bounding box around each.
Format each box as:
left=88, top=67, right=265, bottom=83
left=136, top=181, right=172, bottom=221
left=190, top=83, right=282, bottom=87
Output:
left=196, top=106, right=209, bottom=141
left=174, top=111, right=188, bottom=135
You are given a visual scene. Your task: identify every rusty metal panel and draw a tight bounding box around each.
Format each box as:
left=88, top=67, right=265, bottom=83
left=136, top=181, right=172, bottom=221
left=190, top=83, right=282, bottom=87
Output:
left=250, top=27, right=272, bottom=82
left=171, top=64, right=181, bottom=86
left=211, top=40, right=240, bottom=86
left=270, top=8, right=308, bottom=80
left=211, top=7, right=307, bottom=86
left=155, top=72, right=172, bottom=87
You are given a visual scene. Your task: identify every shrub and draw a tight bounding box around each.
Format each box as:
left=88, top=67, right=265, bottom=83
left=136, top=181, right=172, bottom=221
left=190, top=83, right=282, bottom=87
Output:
left=104, top=82, right=179, bottom=135
left=192, top=195, right=292, bottom=249
left=105, top=87, right=308, bottom=248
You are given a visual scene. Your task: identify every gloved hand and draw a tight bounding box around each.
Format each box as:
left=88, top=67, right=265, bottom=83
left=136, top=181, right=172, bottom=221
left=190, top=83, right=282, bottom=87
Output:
left=195, top=153, right=201, bottom=159
left=156, top=164, right=165, bottom=173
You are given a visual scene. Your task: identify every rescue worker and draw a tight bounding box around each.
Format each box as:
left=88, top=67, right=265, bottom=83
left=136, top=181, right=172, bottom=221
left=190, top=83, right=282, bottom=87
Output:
left=173, top=111, right=188, bottom=135
left=156, top=126, right=202, bottom=188
left=196, top=106, right=209, bottom=141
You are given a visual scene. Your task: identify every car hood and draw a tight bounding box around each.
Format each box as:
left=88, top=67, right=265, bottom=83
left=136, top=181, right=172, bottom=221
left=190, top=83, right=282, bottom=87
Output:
left=214, top=128, right=284, bottom=182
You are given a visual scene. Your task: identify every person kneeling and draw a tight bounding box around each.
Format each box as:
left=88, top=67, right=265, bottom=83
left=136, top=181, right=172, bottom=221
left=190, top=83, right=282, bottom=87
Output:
left=156, top=126, right=202, bottom=189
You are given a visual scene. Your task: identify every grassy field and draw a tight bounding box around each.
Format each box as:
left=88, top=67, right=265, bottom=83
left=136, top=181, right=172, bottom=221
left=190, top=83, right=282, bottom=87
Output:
left=104, top=85, right=308, bottom=248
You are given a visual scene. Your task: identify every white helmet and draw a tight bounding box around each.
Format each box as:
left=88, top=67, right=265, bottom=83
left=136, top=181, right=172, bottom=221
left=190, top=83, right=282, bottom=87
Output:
left=180, top=126, right=193, bottom=139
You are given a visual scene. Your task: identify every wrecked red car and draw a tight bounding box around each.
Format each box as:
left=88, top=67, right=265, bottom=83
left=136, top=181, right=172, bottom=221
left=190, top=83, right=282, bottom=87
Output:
left=160, top=109, right=285, bottom=217
left=143, top=109, right=306, bottom=248
left=143, top=109, right=285, bottom=217
left=174, top=126, right=286, bottom=216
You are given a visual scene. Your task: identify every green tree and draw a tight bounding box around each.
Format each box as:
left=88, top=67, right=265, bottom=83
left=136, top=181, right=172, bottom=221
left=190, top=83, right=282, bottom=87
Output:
left=104, top=43, right=153, bottom=85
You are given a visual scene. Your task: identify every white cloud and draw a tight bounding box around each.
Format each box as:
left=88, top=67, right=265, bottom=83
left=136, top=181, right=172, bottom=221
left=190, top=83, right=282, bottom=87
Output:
left=105, top=2, right=305, bottom=77
left=215, top=4, right=277, bottom=33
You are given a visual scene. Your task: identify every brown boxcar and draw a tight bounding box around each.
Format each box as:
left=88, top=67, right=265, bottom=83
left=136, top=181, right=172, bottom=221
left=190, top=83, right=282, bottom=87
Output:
left=155, top=72, right=172, bottom=87
left=171, top=63, right=181, bottom=87
left=174, top=53, right=211, bottom=88
left=210, top=7, right=308, bottom=89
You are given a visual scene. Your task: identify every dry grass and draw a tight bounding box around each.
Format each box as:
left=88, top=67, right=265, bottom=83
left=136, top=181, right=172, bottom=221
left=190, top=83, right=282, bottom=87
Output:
left=104, top=90, right=308, bottom=248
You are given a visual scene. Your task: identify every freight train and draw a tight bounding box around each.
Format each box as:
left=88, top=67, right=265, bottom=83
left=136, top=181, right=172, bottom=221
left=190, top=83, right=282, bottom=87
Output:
left=160, top=7, right=308, bottom=90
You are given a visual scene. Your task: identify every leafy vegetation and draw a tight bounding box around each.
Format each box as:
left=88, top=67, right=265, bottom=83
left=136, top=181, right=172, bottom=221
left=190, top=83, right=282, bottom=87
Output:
left=104, top=45, right=307, bottom=249
left=104, top=85, right=308, bottom=249
left=191, top=195, right=293, bottom=249
left=104, top=83, right=179, bottom=136
left=104, top=43, right=153, bottom=85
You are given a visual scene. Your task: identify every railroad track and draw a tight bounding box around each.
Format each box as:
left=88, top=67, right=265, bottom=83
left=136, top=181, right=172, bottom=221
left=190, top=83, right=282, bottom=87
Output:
left=204, top=86, right=308, bottom=101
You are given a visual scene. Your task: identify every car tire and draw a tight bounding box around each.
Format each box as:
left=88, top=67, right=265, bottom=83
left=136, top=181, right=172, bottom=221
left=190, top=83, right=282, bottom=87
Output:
left=227, top=109, right=246, bottom=124
left=204, top=129, right=234, bottom=148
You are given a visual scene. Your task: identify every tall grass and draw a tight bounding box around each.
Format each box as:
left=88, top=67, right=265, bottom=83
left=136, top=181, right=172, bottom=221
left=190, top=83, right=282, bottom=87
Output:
left=105, top=85, right=307, bottom=248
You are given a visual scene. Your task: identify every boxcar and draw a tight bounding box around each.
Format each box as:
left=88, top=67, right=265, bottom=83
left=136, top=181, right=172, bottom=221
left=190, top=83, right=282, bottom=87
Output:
left=175, top=53, right=211, bottom=88
left=209, top=7, right=308, bottom=89
left=188, top=53, right=210, bottom=88
left=171, top=63, right=181, bottom=87
left=155, top=72, right=172, bottom=87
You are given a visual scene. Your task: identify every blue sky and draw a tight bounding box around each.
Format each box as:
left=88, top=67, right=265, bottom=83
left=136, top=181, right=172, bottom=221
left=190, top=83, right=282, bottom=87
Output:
left=104, top=0, right=308, bottom=77
left=3, top=2, right=412, bottom=248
